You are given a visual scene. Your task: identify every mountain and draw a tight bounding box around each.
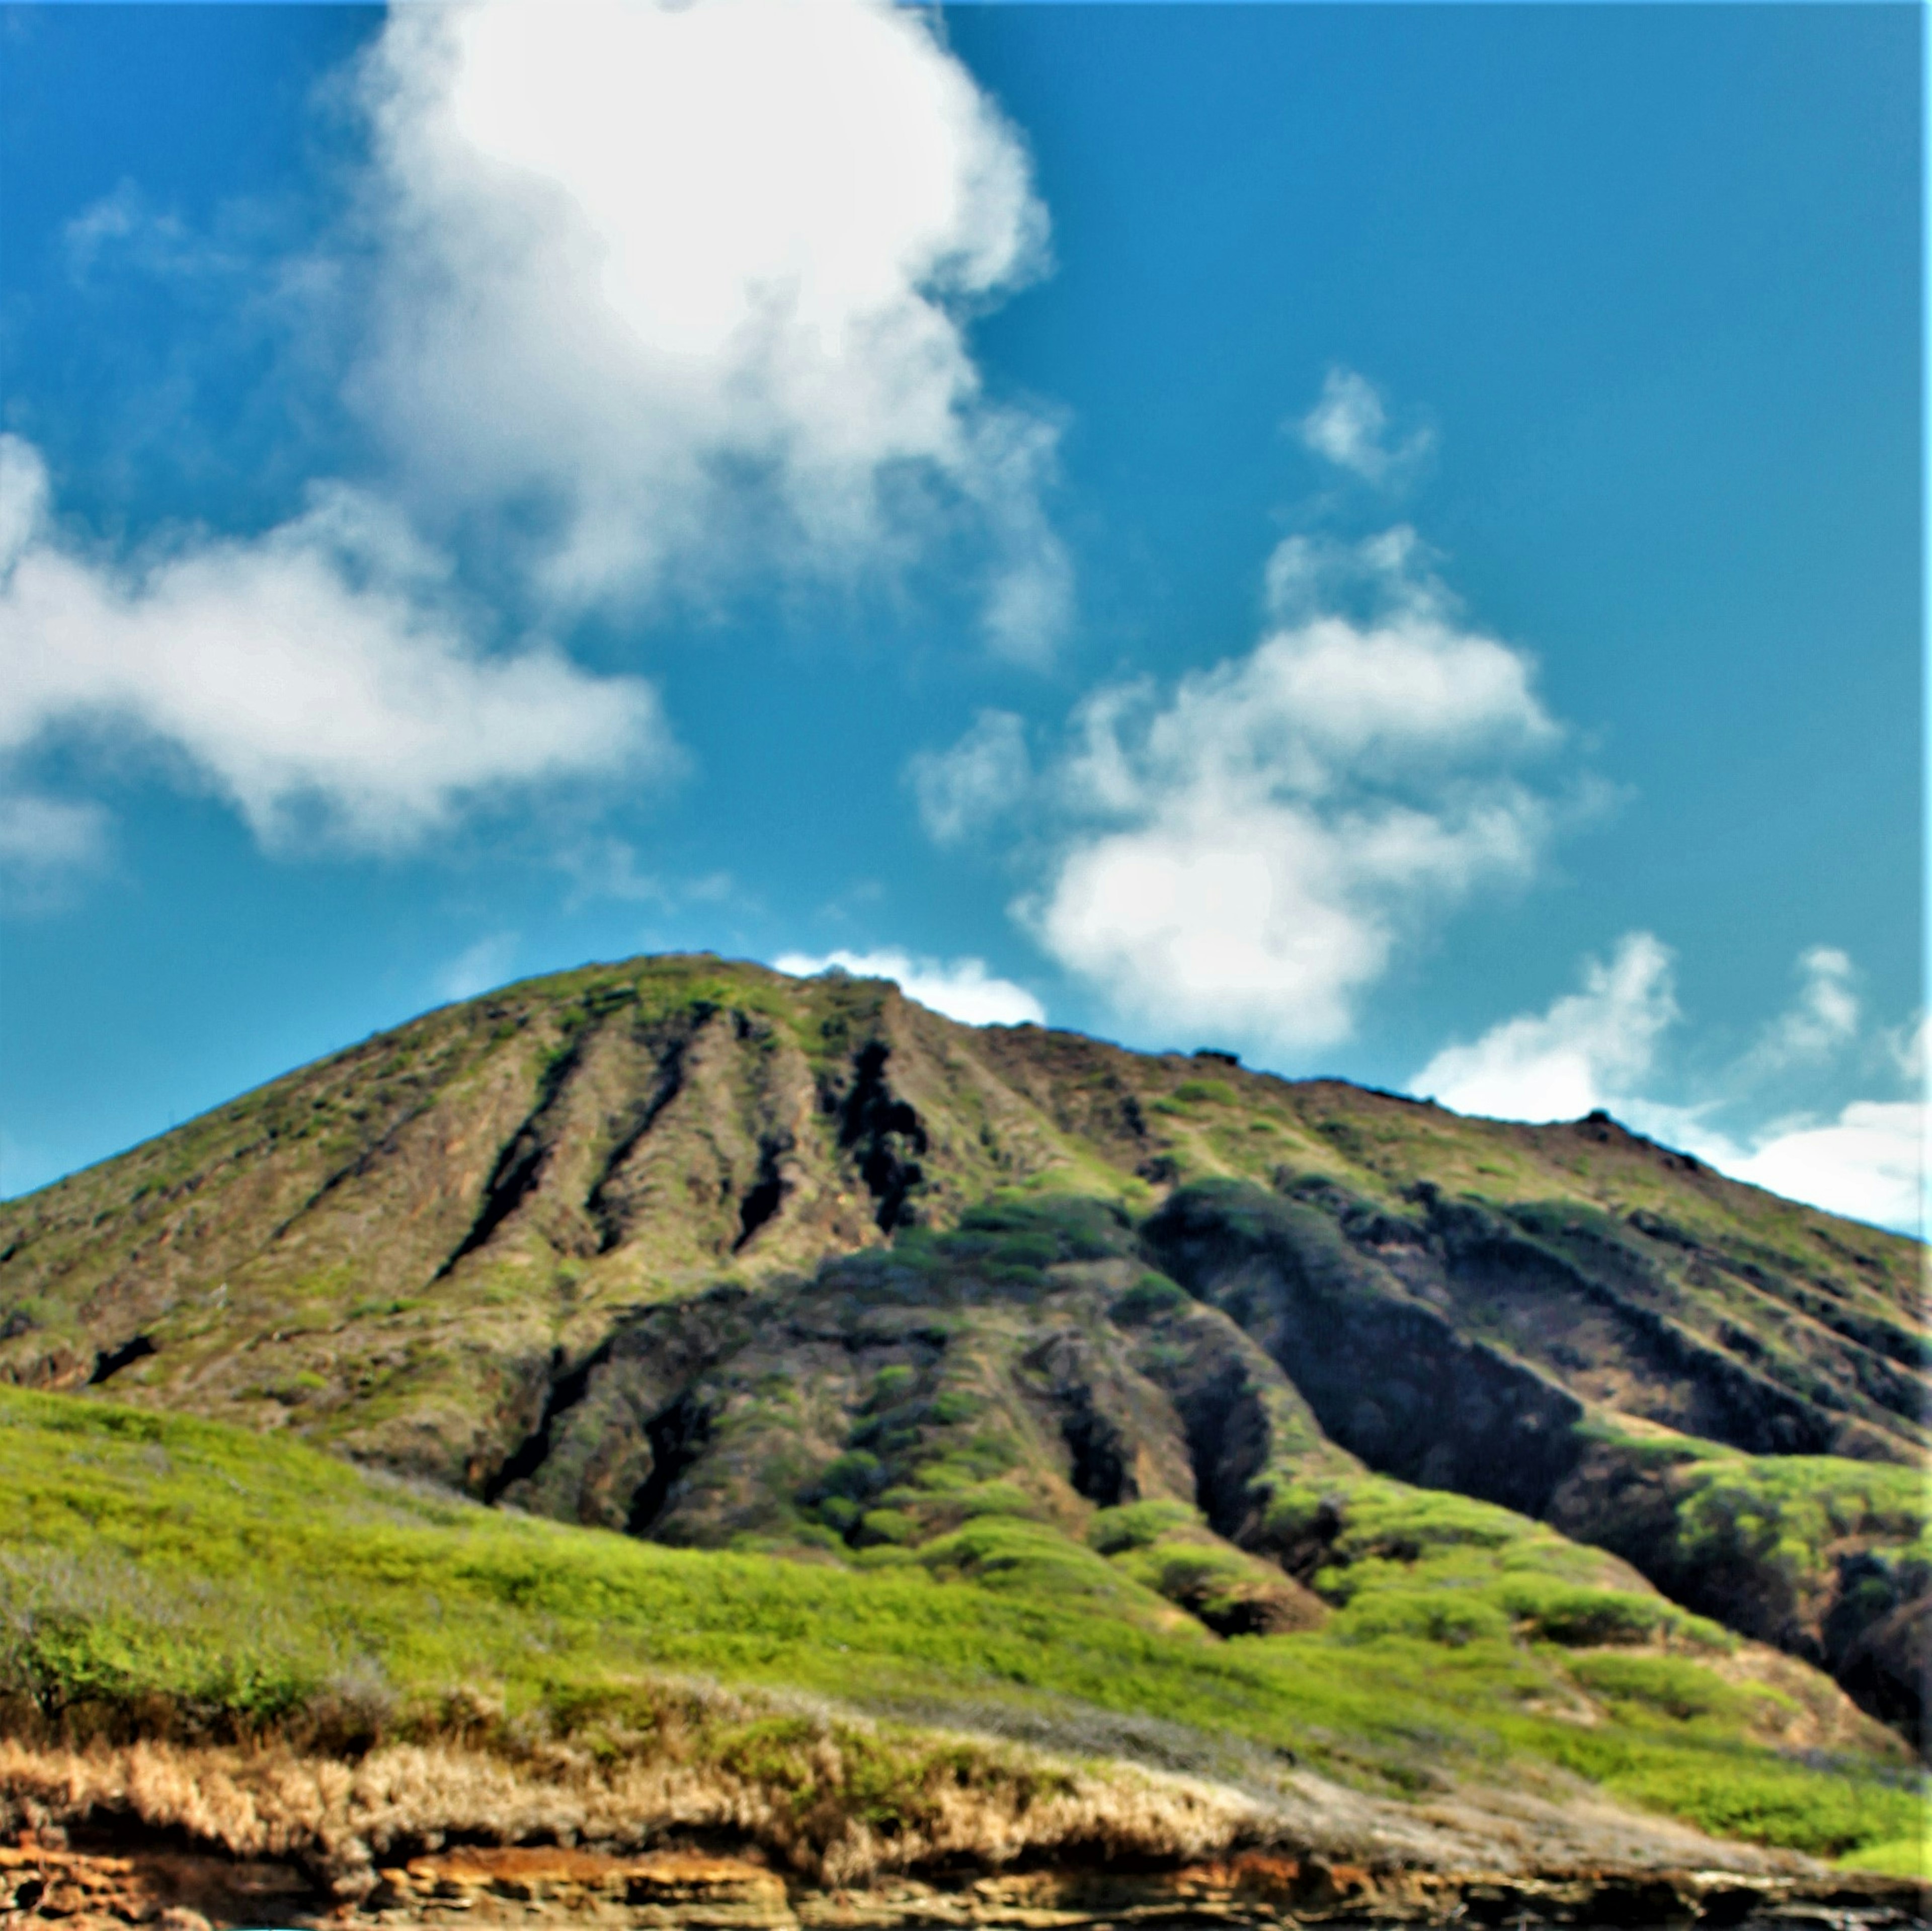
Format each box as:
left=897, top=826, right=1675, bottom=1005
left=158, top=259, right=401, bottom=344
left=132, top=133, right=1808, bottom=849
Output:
left=1, top=952, right=1924, bottom=1780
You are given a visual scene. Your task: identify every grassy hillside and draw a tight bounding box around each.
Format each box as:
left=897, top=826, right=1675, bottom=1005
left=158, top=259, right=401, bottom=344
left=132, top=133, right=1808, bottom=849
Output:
left=0, top=952, right=1923, bottom=1800
left=0, top=1382, right=1919, bottom=1878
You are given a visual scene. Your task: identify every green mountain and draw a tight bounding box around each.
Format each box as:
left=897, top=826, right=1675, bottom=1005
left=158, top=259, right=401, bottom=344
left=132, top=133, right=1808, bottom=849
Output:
left=0, top=953, right=1924, bottom=1897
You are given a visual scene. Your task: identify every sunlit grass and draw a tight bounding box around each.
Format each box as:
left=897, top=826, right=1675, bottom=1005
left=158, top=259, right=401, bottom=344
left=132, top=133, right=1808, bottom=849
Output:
left=0, top=1383, right=1918, bottom=1861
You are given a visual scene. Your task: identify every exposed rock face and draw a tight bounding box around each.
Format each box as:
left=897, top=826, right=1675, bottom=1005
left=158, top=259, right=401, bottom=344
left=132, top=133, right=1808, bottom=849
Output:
left=0, top=954, right=1923, bottom=1742
left=5, top=1837, right=1924, bottom=1931
left=3, top=1726, right=1922, bottom=1931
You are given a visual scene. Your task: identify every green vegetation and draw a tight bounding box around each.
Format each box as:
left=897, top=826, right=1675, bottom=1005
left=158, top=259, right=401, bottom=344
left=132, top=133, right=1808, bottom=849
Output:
left=1285, top=1474, right=1731, bottom=1651
left=0, top=1384, right=1917, bottom=1861
left=1838, top=1834, right=1931, bottom=1878
left=0, top=949, right=1923, bottom=1878
left=1668, top=1452, right=1931, bottom=1582
left=1172, top=1079, right=1237, bottom=1107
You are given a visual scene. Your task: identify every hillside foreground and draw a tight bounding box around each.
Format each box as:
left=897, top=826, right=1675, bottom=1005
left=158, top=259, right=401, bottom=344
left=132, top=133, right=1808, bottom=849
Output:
left=0, top=955, right=1924, bottom=1924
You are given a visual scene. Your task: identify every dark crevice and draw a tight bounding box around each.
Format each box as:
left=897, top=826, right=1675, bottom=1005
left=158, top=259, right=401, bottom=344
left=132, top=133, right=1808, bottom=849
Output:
left=587, top=1041, right=690, bottom=1252
left=1177, top=1371, right=1239, bottom=1534
left=484, top=1339, right=613, bottom=1503
left=626, top=1393, right=712, bottom=1538
left=838, top=1041, right=928, bottom=1231
left=89, top=1335, right=155, bottom=1385
left=264, top=1097, right=445, bottom=1248
left=732, top=1136, right=789, bottom=1252
left=434, top=1136, right=550, bottom=1280
left=434, top=1044, right=593, bottom=1282
left=1060, top=1397, right=1131, bottom=1507
left=1023, top=1330, right=1136, bottom=1508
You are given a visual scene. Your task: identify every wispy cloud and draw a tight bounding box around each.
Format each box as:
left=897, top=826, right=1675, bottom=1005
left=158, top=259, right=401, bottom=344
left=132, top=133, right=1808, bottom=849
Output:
left=0, top=790, right=111, bottom=910
left=909, top=708, right=1031, bottom=846
left=1294, top=367, right=1434, bottom=489
left=348, top=0, right=1070, bottom=659
left=64, top=181, right=241, bottom=284
left=1738, top=944, right=1860, bottom=1078
left=0, top=435, right=675, bottom=853
left=558, top=841, right=740, bottom=913
left=436, top=931, right=520, bottom=1004
left=773, top=946, right=1044, bottom=1027
left=1411, top=933, right=1923, bottom=1234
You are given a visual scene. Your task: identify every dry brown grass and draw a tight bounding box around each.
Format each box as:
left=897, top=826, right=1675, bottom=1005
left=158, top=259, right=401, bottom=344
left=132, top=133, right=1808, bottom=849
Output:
left=0, top=1681, right=1267, bottom=1899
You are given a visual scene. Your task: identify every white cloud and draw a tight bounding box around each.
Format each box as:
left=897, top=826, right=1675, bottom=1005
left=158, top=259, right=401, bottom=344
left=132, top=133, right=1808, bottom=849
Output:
left=909, top=707, right=1031, bottom=846
left=1742, top=944, right=1859, bottom=1074
left=350, top=0, right=1068, bottom=657
left=1886, top=1013, right=1929, bottom=1085
left=1412, top=933, right=1679, bottom=1122
left=1713, top=1102, right=1922, bottom=1234
left=436, top=932, right=520, bottom=1004
left=774, top=947, right=1044, bottom=1027
left=1295, top=367, right=1434, bottom=487
left=0, top=791, right=111, bottom=910
left=0, top=792, right=109, bottom=874
left=1411, top=933, right=1923, bottom=1235
left=64, top=181, right=232, bottom=284
left=0, top=435, right=673, bottom=852
left=997, top=529, right=1569, bottom=1052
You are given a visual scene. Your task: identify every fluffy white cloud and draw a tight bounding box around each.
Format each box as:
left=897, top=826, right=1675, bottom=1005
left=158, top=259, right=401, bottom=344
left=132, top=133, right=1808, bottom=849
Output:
left=980, top=529, right=1567, bottom=1051
left=0, top=435, right=671, bottom=852
left=1411, top=933, right=1678, bottom=1122
left=1295, top=367, right=1433, bottom=487
left=773, top=947, right=1044, bottom=1027
left=350, top=0, right=1067, bottom=657
left=1717, top=1103, right=1922, bottom=1234
left=1412, top=932, right=1923, bottom=1234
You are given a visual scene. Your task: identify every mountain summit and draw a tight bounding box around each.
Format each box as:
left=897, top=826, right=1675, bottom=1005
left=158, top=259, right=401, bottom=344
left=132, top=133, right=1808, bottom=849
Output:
left=2, top=953, right=1923, bottom=1752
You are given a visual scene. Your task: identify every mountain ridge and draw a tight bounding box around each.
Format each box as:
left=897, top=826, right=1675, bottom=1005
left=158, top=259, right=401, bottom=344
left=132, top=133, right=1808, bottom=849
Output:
left=1, top=951, right=1924, bottom=1763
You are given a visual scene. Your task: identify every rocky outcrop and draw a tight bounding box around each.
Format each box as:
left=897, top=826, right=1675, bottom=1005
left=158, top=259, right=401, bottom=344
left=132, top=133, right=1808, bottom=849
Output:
left=4, top=1835, right=1923, bottom=1931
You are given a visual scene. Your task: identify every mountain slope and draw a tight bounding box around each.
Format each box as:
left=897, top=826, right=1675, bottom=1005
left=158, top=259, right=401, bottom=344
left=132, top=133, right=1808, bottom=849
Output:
left=1, top=953, right=1923, bottom=1750
left=0, top=1380, right=1918, bottom=1895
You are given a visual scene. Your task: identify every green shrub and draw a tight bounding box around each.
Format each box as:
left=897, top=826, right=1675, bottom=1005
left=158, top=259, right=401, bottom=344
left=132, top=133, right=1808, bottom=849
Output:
left=1500, top=1583, right=1667, bottom=1647
left=1566, top=1654, right=1771, bottom=1725
left=1173, top=1080, right=1236, bottom=1106
left=868, top=1366, right=918, bottom=1407
left=1088, top=1500, right=1198, bottom=1556
left=1112, top=1273, right=1189, bottom=1325
left=816, top=1452, right=883, bottom=1501
left=1334, top=1589, right=1512, bottom=1647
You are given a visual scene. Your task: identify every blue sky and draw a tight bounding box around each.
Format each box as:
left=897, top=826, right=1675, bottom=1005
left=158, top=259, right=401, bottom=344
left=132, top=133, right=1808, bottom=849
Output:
left=1, top=2, right=1921, bottom=1230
